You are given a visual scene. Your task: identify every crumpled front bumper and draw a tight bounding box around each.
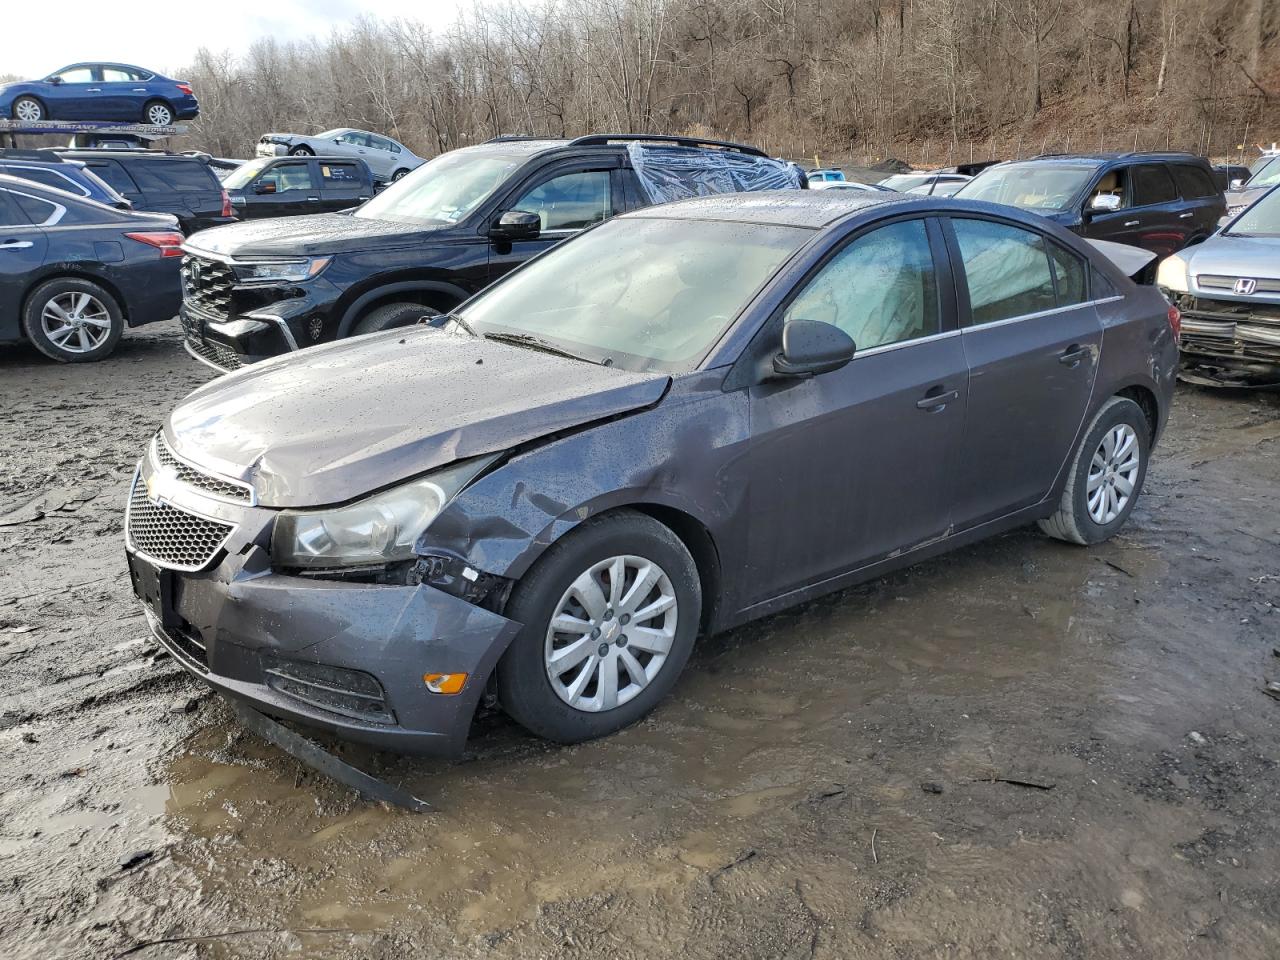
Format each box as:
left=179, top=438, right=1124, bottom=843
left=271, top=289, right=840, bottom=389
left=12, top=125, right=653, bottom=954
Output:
left=1169, top=290, right=1280, bottom=386
left=125, top=460, right=521, bottom=755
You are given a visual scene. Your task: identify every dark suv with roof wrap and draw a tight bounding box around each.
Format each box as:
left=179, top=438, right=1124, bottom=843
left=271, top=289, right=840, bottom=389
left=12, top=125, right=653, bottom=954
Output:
left=176, top=134, right=803, bottom=373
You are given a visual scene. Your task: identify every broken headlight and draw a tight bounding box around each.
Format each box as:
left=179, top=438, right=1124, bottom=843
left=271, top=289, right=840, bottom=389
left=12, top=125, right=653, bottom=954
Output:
left=271, top=455, right=496, bottom=569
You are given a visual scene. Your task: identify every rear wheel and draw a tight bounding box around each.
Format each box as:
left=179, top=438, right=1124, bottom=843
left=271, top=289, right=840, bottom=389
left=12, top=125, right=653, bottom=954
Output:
left=497, top=511, right=701, bottom=744
left=289, top=144, right=314, bottom=157
left=22, top=278, right=124, bottom=363
left=13, top=96, right=44, bottom=122
left=352, top=302, right=438, bottom=335
left=143, top=100, right=174, bottom=126
left=1038, top=396, right=1149, bottom=545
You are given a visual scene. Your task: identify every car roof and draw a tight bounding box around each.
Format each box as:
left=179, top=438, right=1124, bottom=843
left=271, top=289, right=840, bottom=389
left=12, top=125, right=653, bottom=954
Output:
left=1003, top=151, right=1206, bottom=166
left=622, top=190, right=929, bottom=228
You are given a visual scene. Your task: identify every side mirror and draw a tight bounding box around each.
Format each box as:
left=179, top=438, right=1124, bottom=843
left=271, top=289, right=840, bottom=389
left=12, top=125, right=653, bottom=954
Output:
left=48, top=76, right=63, bottom=86
left=489, top=209, right=541, bottom=242
left=1089, top=194, right=1122, bottom=213
left=1229, top=178, right=1244, bottom=190
left=254, top=180, right=277, bottom=194
left=772, top=319, right=856, bottom=378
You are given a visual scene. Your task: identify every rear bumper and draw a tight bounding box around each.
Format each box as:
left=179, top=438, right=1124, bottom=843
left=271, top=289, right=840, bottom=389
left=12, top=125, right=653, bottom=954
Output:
left=117, top=259, right=182, bottom=327
left=131, top=544, right=520, bottom=755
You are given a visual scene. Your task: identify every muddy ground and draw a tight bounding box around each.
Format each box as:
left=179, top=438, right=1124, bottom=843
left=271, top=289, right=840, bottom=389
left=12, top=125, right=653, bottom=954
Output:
left=1, top=321, right=1278, bottom=960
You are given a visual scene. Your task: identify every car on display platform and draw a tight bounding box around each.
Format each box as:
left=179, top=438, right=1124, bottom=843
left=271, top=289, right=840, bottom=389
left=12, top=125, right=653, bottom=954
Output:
left=1158, top=184, right=1280, bottom=387
left=220, top=156, right=374, bottom=219
left=0, top=63, right=198, bottom=125
left=126, top=190, right=1176, bottom=755
left=255, top=129, right=424, bottom=183
left=953, top=152, right=1226, bottom=260
left=178, top=133, right=804, bottom=373
left=0, top=174, right=183, bottom=362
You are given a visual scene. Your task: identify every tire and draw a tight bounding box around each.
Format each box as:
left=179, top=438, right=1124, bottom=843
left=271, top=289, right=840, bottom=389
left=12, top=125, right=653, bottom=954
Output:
left=143, top=100, right=174, bottom=126
left=352, top=302, right=438, bottom=335
left=391, top=168, right=410, bottom=181
left=289, top=144, right=314, bottom=157
left=1038, top=396, right=1150, bottom=545
left=13, top=96, right=44, bottom=122
left=497, top=511, right=702, bottom=744
left=22, top=278, right=124, bottom=363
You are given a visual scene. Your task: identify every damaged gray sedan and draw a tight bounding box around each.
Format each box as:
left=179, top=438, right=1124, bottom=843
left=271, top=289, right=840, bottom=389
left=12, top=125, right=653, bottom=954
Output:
left=125, top=192, right=1178, bottom=754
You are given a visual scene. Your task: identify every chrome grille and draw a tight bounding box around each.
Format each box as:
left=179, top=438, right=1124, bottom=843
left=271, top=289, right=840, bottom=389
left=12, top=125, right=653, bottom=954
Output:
left=153, top=434, right=252, bottom=503
left=126, top=475, right=235, bottom=572
left=181, top=254, right=235, bottom=321
left=185, top=337, right=243, bottom=372
left=1198, top=275, right=1280, bottom=293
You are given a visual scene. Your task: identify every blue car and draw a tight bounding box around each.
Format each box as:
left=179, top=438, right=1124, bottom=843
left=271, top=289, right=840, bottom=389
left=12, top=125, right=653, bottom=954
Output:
left=0, top=63, right=198, bottom=126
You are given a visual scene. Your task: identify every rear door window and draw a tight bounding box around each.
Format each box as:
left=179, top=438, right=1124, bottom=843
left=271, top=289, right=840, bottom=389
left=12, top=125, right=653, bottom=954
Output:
left=783, top=219, right=940, bottom=349
left=952, top=218, right=1057, bottom=324
left=85, top=160, right=138, bottom=195
left=1048, top=243, right=1089, bottom=305
left=102, top=67, right=144, bottom=82
left=1171, top=164, right=1218, bottom=199
left=512, top=170, right=613, bottom=232
left=127, top=160, right=217, bottom=194
left=1132, top=164, right=1178, bottom=206
left=0, top=166, right=87, bottom=197
left=0, top=190, right=30, bottom=226
left=319, top=162, right=362, bottom=186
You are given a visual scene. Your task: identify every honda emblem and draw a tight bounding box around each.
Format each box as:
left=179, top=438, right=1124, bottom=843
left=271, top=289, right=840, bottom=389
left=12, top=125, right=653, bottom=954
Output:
left=1233, top=277, right=1257, bottom=295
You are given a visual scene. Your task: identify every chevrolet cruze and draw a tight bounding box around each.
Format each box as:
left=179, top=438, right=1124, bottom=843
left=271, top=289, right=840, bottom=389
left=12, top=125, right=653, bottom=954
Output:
left=125, top=192, right=1178, bottom=754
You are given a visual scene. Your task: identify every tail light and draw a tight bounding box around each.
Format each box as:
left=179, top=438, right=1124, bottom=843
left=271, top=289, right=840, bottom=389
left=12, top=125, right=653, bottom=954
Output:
left=221, top=189, right=233, bottom=218
left=1167, top=303, right=1181, bottom=341
left=176, top=82, right=193, bottom=95
left=125, top=231, right=184, bottom=258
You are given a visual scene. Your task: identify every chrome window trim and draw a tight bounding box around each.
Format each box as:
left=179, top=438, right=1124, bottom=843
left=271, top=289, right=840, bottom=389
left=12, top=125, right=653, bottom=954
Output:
left=962, top=295, right=1122, bottom=333
left=3, top=165, right=91, bottom=198
left=851, top=327, right=962, bottom=360
left=151, top=433, right=258, bottom=507
left=9, top=190, right=66, bottom=226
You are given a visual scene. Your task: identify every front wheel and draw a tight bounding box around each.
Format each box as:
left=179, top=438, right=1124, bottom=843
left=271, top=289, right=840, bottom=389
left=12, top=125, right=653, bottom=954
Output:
left=351, top=302, right=438, bottom=335
left=497, top=512, right=701, bottom=744
left=289, top=144, right=314, bottom=157
left=1038, top=396, right=1150, bottom=545
left=391, top=168, right=410, bottom=181
left=143, top=100, right=174, bottom=125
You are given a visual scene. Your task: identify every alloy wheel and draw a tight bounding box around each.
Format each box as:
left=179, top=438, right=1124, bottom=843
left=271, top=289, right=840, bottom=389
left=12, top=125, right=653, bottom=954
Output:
left=1087, top=423, right=1140, bottom=524
left=147, top=103, right=173, bottom=125
left=15, top=99, right=42, bottom=122
left=41, top=293, right=112, bottom=354
left=544, top=554, right=679, bottom=712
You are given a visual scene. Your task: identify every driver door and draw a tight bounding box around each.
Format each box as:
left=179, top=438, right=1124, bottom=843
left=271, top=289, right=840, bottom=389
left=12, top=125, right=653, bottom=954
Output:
left=486, top=160, right=622, bottom=283
left=743, top=217, right=967, bottom=605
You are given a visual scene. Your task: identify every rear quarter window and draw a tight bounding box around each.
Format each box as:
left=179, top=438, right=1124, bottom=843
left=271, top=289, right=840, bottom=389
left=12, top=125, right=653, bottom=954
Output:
left=126, top=160, right=218, bottom=194
left=1171, top=164, right=1219, bottom=200
left=12, top=191, right=60, bottom=224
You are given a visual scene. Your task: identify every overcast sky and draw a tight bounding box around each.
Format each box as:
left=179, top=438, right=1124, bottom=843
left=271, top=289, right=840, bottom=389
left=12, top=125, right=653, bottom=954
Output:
left=6, top=0, right=470, bottom=77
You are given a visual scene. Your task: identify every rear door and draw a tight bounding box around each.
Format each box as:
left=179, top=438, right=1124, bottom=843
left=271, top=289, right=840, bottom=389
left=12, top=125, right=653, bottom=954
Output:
left=486, top=158, right=621, bottom=283
left=81, top=158, right=144, bottom=207
left=1170, top=162, right=1226, bottom=241
left=99, top=65, right=147, bottom=120
left=945, top=216, right=1102, bottom=529
left=743, top=216, right=967, bottom=602
left=314, top=159, right=369, bottom=212
left=0, top=189, right=48, bottom=338
left=1127, top=163, right=1187, bottom=255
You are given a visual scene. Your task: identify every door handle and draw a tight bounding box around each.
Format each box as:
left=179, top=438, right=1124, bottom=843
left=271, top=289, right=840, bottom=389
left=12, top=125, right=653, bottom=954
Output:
left=306, top=197, right=320, bottom=201
left=1059, top=345, right=1089, bottom=366
left=916, top=388, right=958, bottom=411
left=132, top=87, right=147, bottom=92
left=87, top=87, right=101, bottom=92
left=0, top=239, right=34, bottom=250
left=1178, top=211, right=1194, bottom=219
left=1123, top=220, right=1140, bottom=227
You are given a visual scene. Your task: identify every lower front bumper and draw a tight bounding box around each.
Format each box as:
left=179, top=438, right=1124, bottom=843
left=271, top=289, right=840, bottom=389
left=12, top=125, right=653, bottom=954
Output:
left=131, top=547, right=521, bottom=755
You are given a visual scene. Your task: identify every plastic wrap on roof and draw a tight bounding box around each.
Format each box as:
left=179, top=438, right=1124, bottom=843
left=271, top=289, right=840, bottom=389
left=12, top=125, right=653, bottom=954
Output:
left=627, top=142, right=804, bottom=204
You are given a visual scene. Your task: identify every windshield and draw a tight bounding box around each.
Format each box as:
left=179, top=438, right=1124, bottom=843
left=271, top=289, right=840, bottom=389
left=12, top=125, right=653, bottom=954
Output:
left=954, top=162, right=1097, bottom=212
left=1246, top=158, right=1280, bottom=190
left=354, top=149, right=522, bottom=226
left=456, top=217, right=810, bottom=373
left=880, top=174, right=931, bottom=191
left=1248, top=154, right=1278, bottom=176
left=1226, top=187, right=1280, bottom=237
left=221, top=157, right=273, bottom=190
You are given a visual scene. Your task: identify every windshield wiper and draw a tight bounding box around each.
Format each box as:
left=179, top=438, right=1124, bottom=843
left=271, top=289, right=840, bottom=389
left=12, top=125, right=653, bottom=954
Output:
left=444, top=312, right=479, bottom=337
left=482, top=331, right=595, bottom=363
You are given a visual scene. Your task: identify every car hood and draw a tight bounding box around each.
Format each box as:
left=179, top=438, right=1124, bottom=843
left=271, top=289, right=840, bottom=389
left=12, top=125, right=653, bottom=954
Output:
left=183, top=213, right=448, bottom=257
left=1184, top=233, right=1280, bottom=280
left=166, top=326, right=671, bottom=507
left=1226, top=187, right=1269, bottom=210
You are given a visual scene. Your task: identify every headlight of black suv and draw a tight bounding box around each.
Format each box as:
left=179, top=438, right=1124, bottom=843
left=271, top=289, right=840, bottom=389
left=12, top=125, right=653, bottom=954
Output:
left=271, top=455, right=497, bottom=569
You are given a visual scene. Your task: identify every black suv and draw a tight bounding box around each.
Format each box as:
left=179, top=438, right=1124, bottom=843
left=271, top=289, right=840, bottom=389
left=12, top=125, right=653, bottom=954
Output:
left=0, top=150, right=132, bottom=209
left=56, top=150, right=235, bottom=235
left=220, top=155, right=374, bottom=219
left=954, top=152, right=1225, bottom=258
left=177, top=134, right=803, bottom=372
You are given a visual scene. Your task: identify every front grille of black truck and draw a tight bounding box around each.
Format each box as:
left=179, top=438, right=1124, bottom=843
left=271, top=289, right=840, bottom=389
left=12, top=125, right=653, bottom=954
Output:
left=181, top=254, right=235, bottom=322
